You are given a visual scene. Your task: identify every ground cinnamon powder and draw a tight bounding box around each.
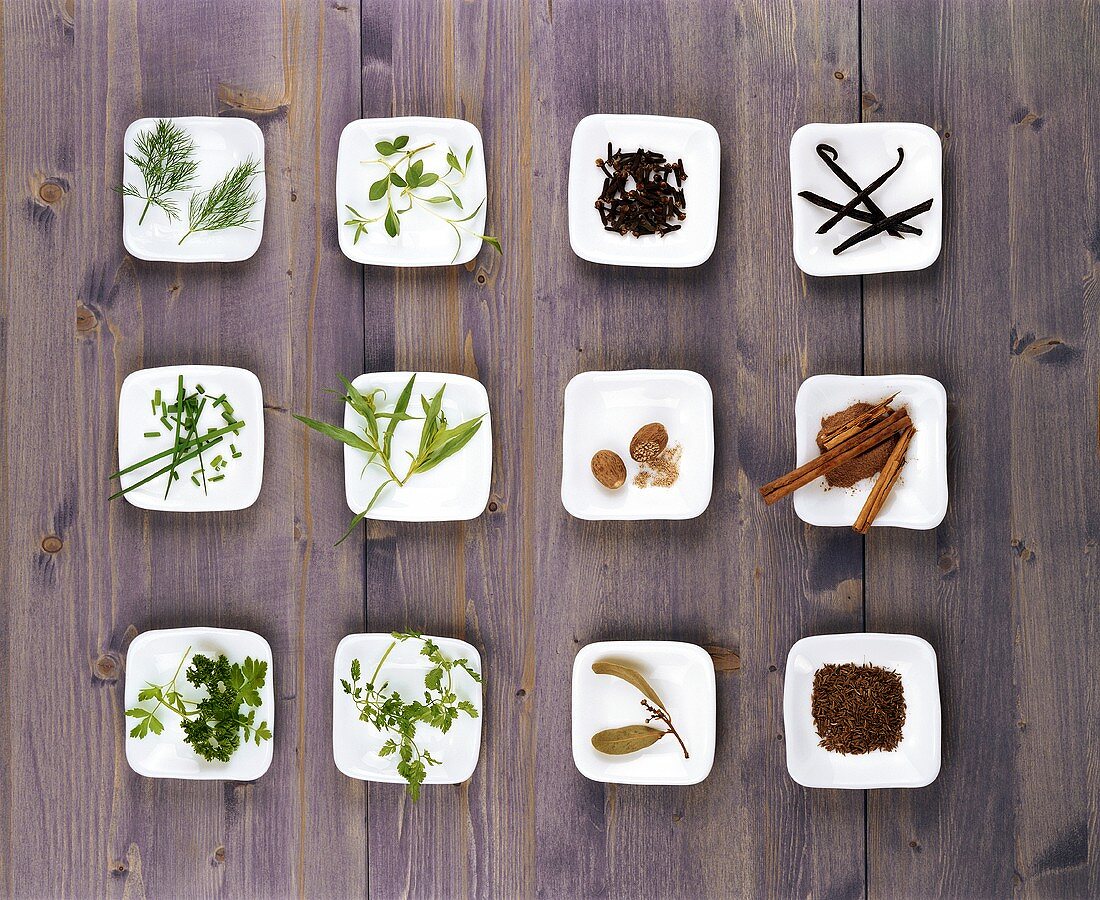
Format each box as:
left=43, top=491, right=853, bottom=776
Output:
left=817, top=402, right=898, bottom=488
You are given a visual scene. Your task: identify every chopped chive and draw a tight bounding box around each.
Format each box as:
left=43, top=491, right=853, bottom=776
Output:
left=191, top=475, right=201, bottom=486
left=195, top=383, right=205, bottom=393
left=211, top=455, right=224, bottom=468
left=221, top=411, right=236, bottom=423
left=213, top=393, right=227, bottom=407
left=210, top=474, right=225, bottom=482
left=154, top=388, right=162, bottom=406
left=160, top=416, right=172, bottom=430
left=143, top=431, right=161, bottom=438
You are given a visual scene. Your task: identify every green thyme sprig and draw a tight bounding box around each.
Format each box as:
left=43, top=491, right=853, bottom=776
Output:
left=126, top=646, right=272, bottom=763
left=179, top=156, right=263, bottom=244
left=117, top=119, right=200, bottom=225
left=342, top=630, right=481, bottom=800
left=294, top=374, right=485, bottom=544
left=344, top=135, right=502, bottom=262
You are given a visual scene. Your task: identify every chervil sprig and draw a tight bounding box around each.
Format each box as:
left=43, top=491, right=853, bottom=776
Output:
left=341, top=630, right=481, bottom=800
left=117, top=119, right=200, bottom=225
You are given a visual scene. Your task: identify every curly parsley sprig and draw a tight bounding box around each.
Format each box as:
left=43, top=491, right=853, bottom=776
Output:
left=341, top=630, right=481, bottom=800
left=126, top=646, right=272, bottom=763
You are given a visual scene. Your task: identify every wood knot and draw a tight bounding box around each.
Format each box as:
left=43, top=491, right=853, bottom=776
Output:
left=861, top=91, right=880, bottom=112
left=109, top=859, right=128, bottom=876
left=476, top=271, right=487, bottom=285
left=93, top=652, right=122, bottom=682
left=212, top=846, right=227, bottom=865
left=41, top=535, right=63, bottom=553
left=704, top=645, right=740, bottom=672
left=488, top=501, right=499, bottom=512
left=38, top=182, right=64, bottom=204
left=833, top=70, right=845, bottom=80
left=76, top=304, right=97, bottom=332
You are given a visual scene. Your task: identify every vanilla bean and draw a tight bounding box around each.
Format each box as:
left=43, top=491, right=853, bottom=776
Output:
left=816, top=147, right=905, bottom=234
left=816, top=143, right=904, bottom=237
left=798, top=191, right=921, bottom=234
left=832, top=198, right=934, bottom=254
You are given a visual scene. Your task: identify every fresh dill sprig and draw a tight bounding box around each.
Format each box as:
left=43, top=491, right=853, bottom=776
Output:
left=179, top=156, right=263, bottom=244
left=118, top=119, right=200, bottom=225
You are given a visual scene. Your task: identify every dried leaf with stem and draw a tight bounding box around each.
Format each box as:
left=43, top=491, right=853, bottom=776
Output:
left=590, top=660, right=689, bottom=758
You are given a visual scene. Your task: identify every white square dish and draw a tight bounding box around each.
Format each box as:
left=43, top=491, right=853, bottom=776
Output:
left=343, top=372, right=492, bottom=522
left=783, top=632, right=941, bottom=789
left=792, top=373, right=947, bottom=529
left=124, top=627, right=275, bottom=781
left=790, top=122, right=942, bottom=276
left=561, top=369, right=713, bottom=520
left=336, top=117, right=489, bottom=266
left=116, top=365, right=265, bottom=512
left=571, top=640, right=716, bottom=785
left=568, top=114, right=720, bottom=267
left=332, top=633, right=483, bottom=785
left=121, top=116, right=266, bottom=262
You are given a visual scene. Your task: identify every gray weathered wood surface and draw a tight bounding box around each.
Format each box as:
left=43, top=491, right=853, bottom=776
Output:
left=0, top=1, right=1095, bottom=898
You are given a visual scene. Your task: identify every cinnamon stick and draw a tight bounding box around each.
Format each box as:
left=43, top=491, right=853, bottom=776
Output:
left=760, top=408, right=912, bottom=505
left=819, top=394, right=900, bottom=449
left=853, top=425, right=915, bottom=533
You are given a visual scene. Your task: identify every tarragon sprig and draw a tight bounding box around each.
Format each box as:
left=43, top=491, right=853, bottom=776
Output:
left=342, top=630, right=481, bottom=800
left=344, top=135, right=502, bottom=262
left=294, top=374, right=485, bottom=544
left=117, top=119, right=199, bottom=225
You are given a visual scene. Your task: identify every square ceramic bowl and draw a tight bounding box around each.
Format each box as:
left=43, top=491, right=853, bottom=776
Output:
left=121, top=116, right=266, bottom=262
left=792, top=374, right=947, bottom=528
left=116, top=365, right=265, bottom=512
left=571, top=640, right=716, bottom=785
left=125, top=627, right=275, bottom=781
left=333, top=633, right=483, bottom=784
left=336, top=117, right=489, bottom=266
left=561, top=369, right=713, bottom=520
left=343, top=372, right=492, bottom=521
left=790, top=122, right=942, bottom=276
left=568, top=114, right=721, bottom=267
left=784, top=632, right=941, bottom=789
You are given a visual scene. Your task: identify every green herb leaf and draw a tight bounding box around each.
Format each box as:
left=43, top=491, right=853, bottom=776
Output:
left=392, top=135, right=409, bottom=150
left=417, top=173, right=439, bottom=188
left=384, top=207, right=400, bottom=237
left=117, top=119, right=199, bottom=225
left=376, top=140, right=396, bottom=156
left=293, top=414, right=375, bottom=453
left=389, top=172, right=407, bottom=188
left=383, top=375, right=416, bottom=460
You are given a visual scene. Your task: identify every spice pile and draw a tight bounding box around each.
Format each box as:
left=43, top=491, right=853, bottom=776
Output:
left=798, top=143, right=933, bottom=255
left=811, top=662, right=906, bottom=754
left=759, top=394, right=915, bottom=533
left=591, top=422, right=681, bottom=491
left=594, top=144, right=687, bottom=238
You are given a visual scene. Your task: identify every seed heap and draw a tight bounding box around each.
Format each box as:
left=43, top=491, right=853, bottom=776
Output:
left=811, top=662, right=906, bottom=754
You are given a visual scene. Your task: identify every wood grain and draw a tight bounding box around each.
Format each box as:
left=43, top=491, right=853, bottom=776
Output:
left=2, top=1, right=1098, bottom=898
left=862, top=1, right=1100, bottom=897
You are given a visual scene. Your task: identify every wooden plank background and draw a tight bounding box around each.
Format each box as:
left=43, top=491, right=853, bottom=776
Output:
left=0, top=1, right=1095, bottom=898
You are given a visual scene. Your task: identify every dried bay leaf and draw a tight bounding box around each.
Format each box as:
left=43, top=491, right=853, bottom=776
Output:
left=592, top=661, right=667, bottom=711
left=591, top=725, right=667, bottom=755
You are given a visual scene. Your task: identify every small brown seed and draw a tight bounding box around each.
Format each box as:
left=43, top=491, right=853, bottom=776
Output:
left=590, top=450, right=627, bottom=489
left=629, top=423, right=668, bottom=463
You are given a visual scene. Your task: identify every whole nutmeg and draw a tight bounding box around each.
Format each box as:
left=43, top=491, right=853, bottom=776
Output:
left=629, top=422, right=669, bottom=463
left=590, top=450, right=627, bottom=490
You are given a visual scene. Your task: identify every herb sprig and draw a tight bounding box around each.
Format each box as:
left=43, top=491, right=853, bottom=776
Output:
left=342, top=630, right=481, bottom=800
left=126, top=647, right=272, bottom=763
left=344, top=135, right=501, bottom=262
left=117, top=119, right=200, bottom=225
left=179, top=156, right=263, bottom=244
left=109, top=375, right=244, bottom=501
left=294, top=374, right=485, bottom=544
